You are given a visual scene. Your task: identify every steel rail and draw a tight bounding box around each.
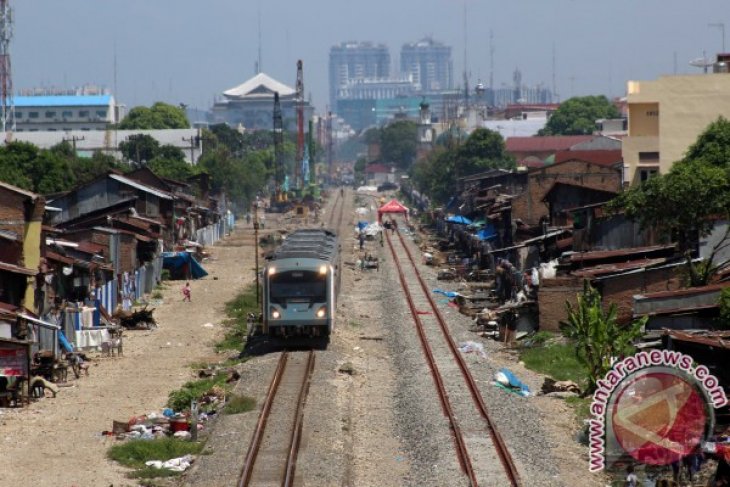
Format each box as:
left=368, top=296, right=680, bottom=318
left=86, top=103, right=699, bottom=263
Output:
left=394, top=229, right=522, bottom=487
left=385, top=231, right=478, bottom=486
left=283, top=350, right=316, bottom=486
left=238, top=352, right=289, bottom=487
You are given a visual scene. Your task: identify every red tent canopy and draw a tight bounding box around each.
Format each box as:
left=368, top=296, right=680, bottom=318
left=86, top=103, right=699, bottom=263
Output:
left=378, top=199, right=409, bottom=222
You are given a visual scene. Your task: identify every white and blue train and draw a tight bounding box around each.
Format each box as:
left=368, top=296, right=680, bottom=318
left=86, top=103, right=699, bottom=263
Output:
left=262, top=229, right=340, bottom=338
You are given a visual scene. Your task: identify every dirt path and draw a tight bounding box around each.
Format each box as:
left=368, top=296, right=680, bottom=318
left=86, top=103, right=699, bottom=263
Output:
left=0, top=226, right=255, bottom=487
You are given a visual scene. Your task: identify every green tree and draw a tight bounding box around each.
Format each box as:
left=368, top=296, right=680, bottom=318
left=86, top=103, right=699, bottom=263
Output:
left=119, top=134, right=161, bottom=167
left=611, top=159, right=730, bottom=286
left=457, top=128, right=515, bottom=175
left=380, top=120, right=418, bottom=170
left=148, top=145, right=194, bottom=181
left=71, top=151, right=125, bottom=185
left=539, top=95, right=620, bottom=136
left=118, top=102, right=189, bottom=130
left=561, top=283, right=646, bottom=393
left=683, top=116, right=730, bottom=167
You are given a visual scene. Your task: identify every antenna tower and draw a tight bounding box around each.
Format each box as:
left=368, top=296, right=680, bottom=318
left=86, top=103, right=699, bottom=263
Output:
left=489, top=30, right=494, bottom=92
left=462, top=2, right=469, bottom=108
left=295, top=60, right=304, bottom=189
left=272, top=92, right=284, bottom=202
left=0, top=0, right=14, bottom=137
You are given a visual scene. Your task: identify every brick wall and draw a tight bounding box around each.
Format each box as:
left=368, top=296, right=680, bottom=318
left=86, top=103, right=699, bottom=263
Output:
left=0, top=189, right=28, bottom=241
left=537, top=276, right=583, bottom=332
left=512, top=161, right=621, bottom=225
left=599, top=267, right=681, bottom=324
left=118, top=234, right=137, bottom=274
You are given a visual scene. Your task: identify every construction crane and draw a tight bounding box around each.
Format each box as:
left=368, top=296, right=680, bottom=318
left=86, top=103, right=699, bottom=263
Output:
left=0, top=0, right=14, bottom=139
left=272, top=91, right=285, bottom=204
left=295, top=59, right=304, bottom=191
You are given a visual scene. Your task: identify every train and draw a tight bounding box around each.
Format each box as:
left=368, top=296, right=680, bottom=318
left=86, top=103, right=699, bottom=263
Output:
left=262, top=229, right=340, bottom=338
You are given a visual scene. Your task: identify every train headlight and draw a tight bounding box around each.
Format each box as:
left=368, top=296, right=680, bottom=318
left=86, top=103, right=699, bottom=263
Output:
left=316, top=306, right=327, bottom=318
left=268, top=267, right=276, bottom=276
left=270, top=307, right=281, bottom=319
left=319, top=265, right=327, bottom=275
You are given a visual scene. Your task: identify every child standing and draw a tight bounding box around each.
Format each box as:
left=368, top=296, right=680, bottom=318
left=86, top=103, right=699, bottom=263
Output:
left=182, top=282, right=191, bottom=302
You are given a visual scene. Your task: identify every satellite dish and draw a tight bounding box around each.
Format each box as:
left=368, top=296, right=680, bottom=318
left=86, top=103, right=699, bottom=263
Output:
left=690, top=56, right=714, bottom=73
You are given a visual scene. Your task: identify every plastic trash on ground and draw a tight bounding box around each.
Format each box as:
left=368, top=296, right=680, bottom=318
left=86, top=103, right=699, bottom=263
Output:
left=432, top=288, right=460, bottom=298
left=458, top=341, right=486, bottom=358
left=494, top=368, right=531, bottom=397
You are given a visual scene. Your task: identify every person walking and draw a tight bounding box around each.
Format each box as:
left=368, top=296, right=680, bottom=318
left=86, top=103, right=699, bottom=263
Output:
left=358, top=231, right=365, bottom=250
left=182, top=282, right=192, bottom=302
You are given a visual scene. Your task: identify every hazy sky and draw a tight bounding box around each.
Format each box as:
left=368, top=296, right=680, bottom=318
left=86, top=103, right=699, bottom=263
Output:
left=13, top=0, right=729, bottom=114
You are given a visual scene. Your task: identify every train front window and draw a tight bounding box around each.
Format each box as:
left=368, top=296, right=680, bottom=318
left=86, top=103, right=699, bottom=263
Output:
left=270, top=270, right=327, bottom=303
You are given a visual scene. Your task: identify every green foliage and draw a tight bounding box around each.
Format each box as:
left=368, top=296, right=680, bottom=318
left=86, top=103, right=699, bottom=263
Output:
left=560, top=283, right=646, bottom=392
left=167, top=374, right=229, bottom=412
left=216, top=284, right=259, bottom=352
left=119, top=134, right=161, bottom=166
left=683, top=116, right=730, bottom=167
left=521, top=342, right=589, bottom=385
left=717, top=287, right=730, bottom=330
left=119, top=102, right=189, bottom=130
left=539, top=95, right=620, bottom=136
left=107, top=438, right=203, bottom=469
left=409, top=128, right=513, bottom=205
left=379, top=120, right=418, bottom=170
left=223, top=395, right=256, bottom=415
left=0, top=141, right=125, bottom=194
left=147, top=145, right=194, bottom=181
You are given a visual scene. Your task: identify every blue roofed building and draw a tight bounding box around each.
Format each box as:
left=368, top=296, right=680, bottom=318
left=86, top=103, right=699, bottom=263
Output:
left=12, top=93, right=120, bottom=132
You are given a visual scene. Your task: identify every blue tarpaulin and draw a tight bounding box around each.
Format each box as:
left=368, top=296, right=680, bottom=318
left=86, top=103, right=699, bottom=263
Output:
left=476, top=224, right=497, bottom=241
left=357, top=221, right=369, bottom=231
left=162, top=252, right=208, bottom=279
left=445, top=215, right=472, bottom=225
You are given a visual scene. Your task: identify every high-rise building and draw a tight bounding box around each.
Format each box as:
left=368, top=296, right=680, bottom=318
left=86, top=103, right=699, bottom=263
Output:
left=329, top=42, right=391, bottom=110
left=400, top=37, right=452, bottom=92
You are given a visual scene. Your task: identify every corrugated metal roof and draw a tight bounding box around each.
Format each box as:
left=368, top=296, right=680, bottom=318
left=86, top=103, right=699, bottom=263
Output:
left=664, top=330, right=730, bottom=350
left=109, top=174, right=173, bottom=200
left=505, top=135, right=594, bottom=153
left=569, top=244, right=675, bottom=263
left=0, top=261, right=36, bottom=276
left=13, top=95, right=112, bottom=107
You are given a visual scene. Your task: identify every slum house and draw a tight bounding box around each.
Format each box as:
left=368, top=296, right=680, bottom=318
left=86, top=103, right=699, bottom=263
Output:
left=511, top=157, right=623, bottom=226
left=125, top=168, right=226, bottom=247
left=633, top=284, right=730, bottom=331
left=0, top=183, right=62, bottom=400
left=46, top=173, right=171, bottom=311
left=47, top=171, right=175, bottom=246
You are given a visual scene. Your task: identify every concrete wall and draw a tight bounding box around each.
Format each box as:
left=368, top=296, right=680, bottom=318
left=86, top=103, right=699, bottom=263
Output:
left=537, top=276, right=583, bottom=332
left=623, top=73, right=730, bottom=184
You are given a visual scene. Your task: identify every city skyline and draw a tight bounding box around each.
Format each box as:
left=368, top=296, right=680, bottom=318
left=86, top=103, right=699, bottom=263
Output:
left=12, top=0, right=729, bottom=115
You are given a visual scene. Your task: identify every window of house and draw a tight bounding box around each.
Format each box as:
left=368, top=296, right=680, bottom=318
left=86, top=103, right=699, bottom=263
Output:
left=28, top=111, right=39, bottom=119
left=639, top=168, right=658, bottom=182
left=62, top=110, right=73, bottom=118
left=96, top=110, right=107, bottom=118
left=15, top=111, right=22, bottom=119
left=45, top=111, right=56, bottom=119
left=78, top=110, right=89, bottom=118
left=639, top=152, right=660, bottom=163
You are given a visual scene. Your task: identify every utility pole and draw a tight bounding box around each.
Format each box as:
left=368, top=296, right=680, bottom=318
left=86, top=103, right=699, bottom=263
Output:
left=295, top=60, right=304, bottom=190
left=252, top=201, right=260, bottom=307
left=0, top=0, right=15, bottom=139
left=183, top=134, right=210, bottom=166
left=63, top=135, right=85, bottom=154
left=326, top=111, right=333, bottom=183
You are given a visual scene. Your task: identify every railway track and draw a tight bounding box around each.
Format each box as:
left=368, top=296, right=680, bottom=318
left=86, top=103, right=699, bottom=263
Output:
left=238, top=351, right=316, bottom=487
left=385, top=224, right=521, bottom=487
left=326, top=187, right=345, bottom=229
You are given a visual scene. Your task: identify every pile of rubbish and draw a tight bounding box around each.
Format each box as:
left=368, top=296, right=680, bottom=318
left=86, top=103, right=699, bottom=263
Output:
left=145, top=454, right=194, bottom=473
left=104, top=407, right=214, bottom=442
